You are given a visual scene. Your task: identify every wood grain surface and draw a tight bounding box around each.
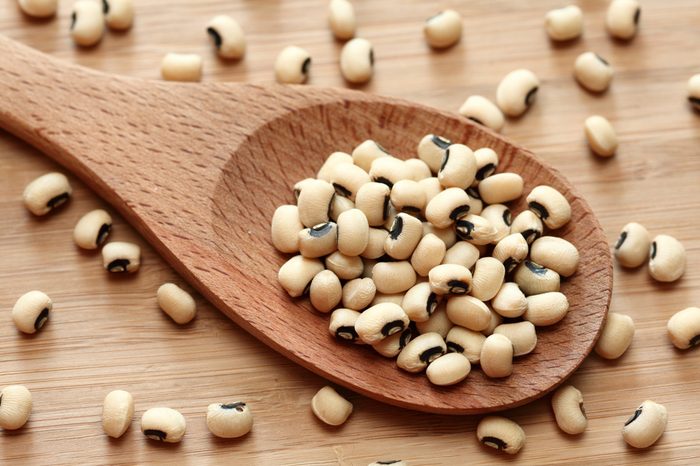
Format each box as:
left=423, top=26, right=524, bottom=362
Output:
left=0, top=0, right=698, bottom=464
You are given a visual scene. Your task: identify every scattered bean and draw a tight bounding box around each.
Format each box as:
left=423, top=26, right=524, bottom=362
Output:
left=23, top=172, right=72, bottom=216
left=331, top=162, right=371, bottom=200
left=491, top=282, right=528, bottom=318
left=355, top=303, right=409, bottom=344
left=207, top=402, right=253, bottom=438
left=0, top=385, right=32, bottom=430
left=524, top=292, right=568, bottom=326
left=274, top=46, right=311, bottom=84
left=438, top=144, right=477, bottom=189
left=574, top=52, right=613, bottom=93
left=492, top=233, right=529, bottom=273
left=102, top=241, right=141, bottom=273
left=297, top=179, right=335, bottom=227
left=104, top=0, right=134, bottom=31
left=426, top=352, right=471, bottom=386
left=311, top=386, right=353, bottom=426
left=617, top=224, right=652, bottom=269
left=337, top=209, right=369, bottom=256
left=355, top=182, right=391, bottom=226
left=530, top=236, right=579, bottom=277
left=429, top=263, right=472, bottom=295
left=328, top=0, right=356, bottom=41
left=476, top=416, right=525, bottom=454
left=478, top=173, right=524, bottom=204
left=340, top=38, right=374, bottom=84
left=141, top=407, right=186, bottom=443
left=71, top=0, right=105, bottom=47
left=424, top=9, right=462, bottom=49
left=385, top=213, right=423, bottom=260
left=595, top=312, right=634, bottom=359
left=402, top=282, right=440, bottom=322
left=510, top=210, right=543, bottom=244
left=471, top=257, right=506, bottom=301
left=326, top=251, right=364, bottom=280
left=606, top=0, right=640, bottom=40
left=18, top=0, right=57, bottom=18
left=12, top=290, right=51, bottom=334
left=496, top=69, right=539, bottom=117
left=526, top=185, right=571, bottom=229
left=298, top=222, right=338, bottom=258
left=161, top=53, right=203, bottom=82
left=667, top=307, right=700, bottom=349
left=372, top=261, right=416, bottom=294
left=391, top=180, right=427, bottom=214
left=102, top=390, right=134, bottom=438
left=480, top=334, right=514, bottom=378
left=417, top=134, right=452, bottom=174
left=157, top=283, right=197, bottom=324
left=278, top=255, right=324, bottom=297
left=459, top=96, right=505, bottom=132
left=648, top=234, right=686, bottom=282
left=455, top=214, right=498, bottom=245
left=309, top=270, right=343, bottom=312
left=445, top=326, right=485, bottom=364
left=544, top=5, right=583, bottom=41
left=369, top=156, right=413, bottom=188
left=329, top=308, right=361, bottom=342
left=397, top=332, right=446, bottom=373
left=551, top=385, right=587, bottom=435
left=472, top=148, right=499, bottom=184
left=622, top=400, right=667, bottom=449
left=207, top=15, right=245, bottom=59
left=342, top=278, right=376, bottom=311
left=425, top=187, right=471, bottom=228
left=72, top=209, right=112, bottom=250
left=584, top=115, right=617, bottom=157
left=445, top=295, right=491, bottom=332
left=494, top=321, right=537, bottom=356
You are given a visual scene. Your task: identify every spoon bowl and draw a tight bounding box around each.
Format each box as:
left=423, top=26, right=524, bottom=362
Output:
left=0, top=35, right=612, bottom=414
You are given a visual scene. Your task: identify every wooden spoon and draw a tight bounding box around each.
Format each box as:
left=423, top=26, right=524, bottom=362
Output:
left=0, top=36, right=612, bottom=414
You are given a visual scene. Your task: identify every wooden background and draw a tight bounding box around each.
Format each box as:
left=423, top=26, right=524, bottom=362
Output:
left=1, top=0, right=699, bottom=464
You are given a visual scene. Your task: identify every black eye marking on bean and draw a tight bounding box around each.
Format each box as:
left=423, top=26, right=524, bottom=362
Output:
left=96, top=223, right=112, bottom=246
left=382, top=194, right=391, bottom=220
left=450, top=205, right=471, bottom=221
left=207, top=27, right=222, bottom=49
left=389, top=215, right=404, bottom=240
left=595, top=54, right=610, bottom=66
left=525, top=87, right=538, bottom=106
left=633, top=7, right=640, bottom=25
left=482, top=436, right=507, bottom=450
left=625, top=407, right=643, bottom=426
left=309, top=222, right=334, bottom=238
left=476, top=163, right=496, bottom=181
left=580, top=402, right=587, bottom=418
left=466, top=187, right=481, bottom=200
left=446, top=341, right=464, bottom=353
left=381, top=320, right=406, bottom=336
left=426, top=293, right=438, bottom=316
left=0, top=394, right=3, bottom=406
left=419, top=346, right=444, bottom=363
left=525, top=260, right=548, bottom=276
left=374, top=176, right=394, bottom=189
left=503, top=257, right=518, bottom=273
left=34, top=308, right=49, bottom=330
left=399, top=325, right=415, bottom=349
left=336, top=326, right=358, bottom=341
left=144, top=429, right=167, bottom=441
left=327, top=194, right=335, bottom=219
left=70, top=12, right=77, bottom=30
left=468, top=116, right=484, bottom=126
left=615, top=231, right=628, bottom=249
left=521, top=228, right=541, bottom=244
left=650, top=241, right=657, bottom=260
left=688, top=96, right=700, bottom=107
left=528, top=201, right=549, bottom=219
left=375, top=141, right=389, bottom=153
left=369, top=49, right=374, bottom=67
left=221, top=402, right=246, bottom=411
left=447, top=280, right=469, bottom=294
left=332, top=183, right=352, bottom=198
left=376, top=462, right=402, bottom=465
left=102, top=0, right=109, bottom=14
left=455, top=220, right=474, bottom=239
left=431, top=135, right=452, bottom=149
left=439, top=149, right=450, bottom=172
left=47, top=192, right=70, bottom=209
left=402, top=206, right=421, bottom=214
left=689, top=335, right=700, bottom=347
left=503, top=209, right=512, bottom=226
left=302, top=57, right=311, bottom=75
left=107, top=259, right=130, bottom=272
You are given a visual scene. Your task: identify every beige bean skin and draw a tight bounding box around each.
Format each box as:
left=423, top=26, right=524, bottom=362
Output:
left=476, top=416, right=525, bottom=454
left=0, top=385, right=32, bottom=430
left=355, top=182, right=391, bottom=226
left=494, top=321, right=537, bottom=356
left=342, top=278, right=376, bottom=311
left=317, top=152, right=353, bottom=182
left=297, top=179, right=335, bottom=227
left=492, top=233, right=529, bottom=273
left=415, top=302, right=453, bottom=338
left=371, top=292, right=405, bottom=307
left=405, top=158, right=433, bottom=181
left=667, top=307, right=700, bottom=349
left=402, top=282, right=440, bottom=322
left=595, top=312, right=635, bottom=359
left=551, top=385, right=587, bottom=435
left=459, top=96, right=505, bottom=132
left=12, top=290, right=51, bottom=334
left=510, top=210, right=543, bottom=244
left=71, top=1, right=105, bottom=47
left=446, top=295, right=491, bottom=332
left=411, top=233, right=446, bottom=277
left=455, top=214, right=498, bottom=246
left=424, top=9, right=462, bottom=49
left=429, top=264, right=472, bottom=295
left=278, top=255, right=324, bottom=297
left=23, top=172, right=72, bottom=216
left=337, top=209, right=369, bottom=256
left=445, top=326, right=485, bottom=364
left=530, top=236, right=579, bottom=277
left=425, top=188, right=471, bottom=228
left=293, top=178, right=316, bottom=200
left=585, top=115, right=618, bottom=157
left=362, top=228, right=389, bottom=259
left=427, top=352, right=471, bottom=386
left=355, top=303, right=409, bottom=344
left=352, top=140, right=389, bottom=172
left=309, top=270, right=342, bottom=313
left=480, top=334, right=514, bottom=378
left=370, top=157, right=413, bottom=188
left=311, top=386, right=353, bottom=426
left=491, top=282, right=528, bottom=318
left=496, top=69, right=539, bottom=117
left=385, top=213, right=423, bottom=260
left=391, top=180, right=426, bottom=214
left=466, top=187, right=484, bottom=215
left=527, top=185, right=571, bottom=229
left=330, top=163, right=371, bottom=201
left=383, top=203, right=398, bottom=231
left=104, top=0, right=134, bottom=31
left=418, top=134, right=452, bottom=174
left=325, top=251, right=363, bottom=280
left=340, top=38, right=374, bottom=84
left=649, top=234, right=686, bottom=282
left=423, top=222, right=457, bottom=249
left=141, top=407, right=186, bottom=443
left=298, top=222, right=338, bottom=258
left=480, top=204, right=511, bottom=244
left=472, top=148, right=499, bottom=185
left=157, top=283, right=197, bottom=324
left=102, top=390, right=134, bottom=438
left=687, top=74, right=700, bottom=111
left=524, top=292, right=568, bottom=326
left=274, top=46, right=311, bottom=84
left=329, top=308, right=362, bottom=342
left=544, top=5, right=582, bottom=42
left=483, top=309, right=503, bottom=336
left=271, top=205, right=302, bottom=253
left=397, top=332, right=446, bottom=373
left=372, top=261, right=416, bottom=294
left=18, top=0, right=57, bottom=18
left=372, top=325, right=415, bottom=358
left=574, top=52, right=613, bottom=93
left=328, top=0, right=356, bottom=41
left=161, top=53, right=202, bottom=82
left=622, top=400, right=667, bottom=449
left=418, top=177, right=444, bottom=206
left=614, top=222, right=650, bottom=268
left=438, top=144, right=477, bottom=189
left=471, top=257, right=505, bottom=302
left=442, top=241, right=480, bottom=269
left=102, top=241, right=141, bottom=273
left=606, top=0, right=640, bottom=40
left=207, top=15, right=245, bottom=59
left=206, top=402, right=253, bottom=439
left=478, top=173, right=524, bottom=204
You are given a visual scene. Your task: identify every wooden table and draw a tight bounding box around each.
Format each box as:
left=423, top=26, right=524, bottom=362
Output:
left=1, top=0, right=698, bottom=464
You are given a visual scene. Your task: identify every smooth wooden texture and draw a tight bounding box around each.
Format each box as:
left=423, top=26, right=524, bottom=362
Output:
left=0, top=26, right=612, bottom=414
left=0, top=0, right=698, bottom=463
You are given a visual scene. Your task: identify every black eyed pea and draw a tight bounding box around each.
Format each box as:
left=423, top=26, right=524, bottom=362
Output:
left=415, top=302, right=453, bottom=338
left=493, top=321, right=537, bottom=356
left=340, top=38, right=374, bottom=84
left=397, top=332, right=446, bottom=373
left=355, top=182, right=391, bottom=226
left=405, top=158, right=432, bottom=181
left=160, top=53, right=203, bottom=82
left=330, top=195, right=355, bottom=222
left=18, top=0, right=57, bottom=18
left=372, top=324, right=415, bottom=358
left=372, top=261, right=416, bottom=294
left=141, top=407, right=186, bottom=443
left=584, top=115, right=617, bottom=157
left=102, top=241, right=141, bottom=273
left=471, top=257, right=506, bottom=302
left=411, top=233, right=446, bottom=276
left=368, top=461, right=407, bottom=466
left=595, top=312, right=634, bottom=359
left=446, top=295, right=491, bottom=332
left=438, top=144, right=477, bottom=190
left=472, top=148, right=499, bottom=184
left=352, top=140, right=389, bottom=172
left=606, top=0, right=640, bottom=40
left=426, top=352, right=471, bottom=386
left=309, top=270, right=342, bottom=313
left=206, top=402, right=253, bottom=439
left=390, top=180, right=426, bottom=214
left=71, top=1, right=105, bottom=47
left=328, top=0, right=356, bottom=41
left=491, top=282, right=528, bottom=318
left=329, top=308, right=362, bottom=342
left=157, top=283, right=197, bottom=325
left=12, top=290, right=51, bottom=334
left=337, top=209, right=369, bottom=256
left=102, top=390, right=134, bottom=438
left=614, top=222, right=650, bottom=268
left=574, top=52, right=613, bottom=93
left=526, top=185, right=571, bottom=229
left=311, top=386, right=353, bottom=426
left=297, top=179, right=335, bottom=227
left=417, top=134, right=452, bottom=174
left=496, top=69, right=539, bottom=117
left=445, top=326, right=485, bottom=364
left=455, top=214, right=498, bottom=246
left=459, top=96, right=505, bottom=133
left=418, top=178, right=443, bottom=209
left=0, top=385, right=32, bottom=430
left=649, top=234, right=686, bottom=282
left=423, top=222, right=457, bottom=249
left=330, top=162, right=371, bottom=201
left=342, top=277, right=376, bottom=311
left=429, top=263, right=472, bottom=295
left=423, top=9, right=462, bottom=49
left=425, top=188, right=471, bottom=228
left=369, top=157, right=413, bottom=189
left=476, top=416, right=525, bottom=455
left=402, top=282, right=440, bottom=322
left=103, top=0, right=134, bottom=31
left=687, top=74, right=700, bottom=111
left=317, top=152, right=353, bottom=182
left=442, top=241, right=480, bottom=269
left=23, top=172, right=72, bottom=216
left=551, top=385, right=587, bottom=435
left=483, top=309, right=503, bottom=336
left=355, top=303, right=409, bottom=344
left=492, top=233, right=529, bottom=273
left=362, top=228, right=389, bottom=259
left=385, top=213, right=423, bottom=260
left=298, top=222, right=339, bottom=258
left=480, top=334, right=514, bottom=378
left=667, top=307, right=700, bottom=349
left=73, top=209, right=113, bottom=250
left=622, top=400, right=667, bottom=449
left=325, top=251, right=364, bottom=280
left=274, top=46, right=311, bottom=84
left=480, top=204, right=512, bottom=244
left=524, top=292, right=569, bottom=326
left=544, top=5, right=583, bottom=42
left=478, top=173, right=524, bottom=204
left=372, top=293, right=405, bottom=306
left=207, top=15, right=246, bottom=59
left=510, top=210, right=544, bottom=245
left=278, top=255, right=324, bottom=297
left=530, top=236, right=579, bottom=277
